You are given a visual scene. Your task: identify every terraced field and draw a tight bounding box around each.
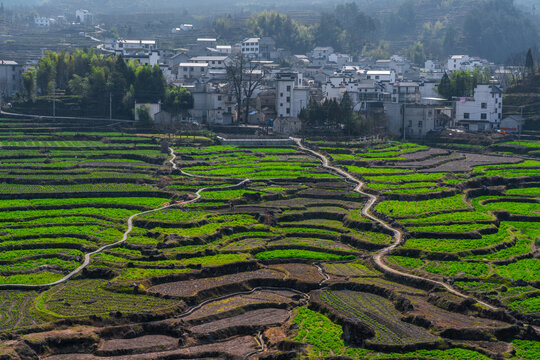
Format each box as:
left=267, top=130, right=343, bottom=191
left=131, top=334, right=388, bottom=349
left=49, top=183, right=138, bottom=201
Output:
left=0, top=118, right=538, bottom=359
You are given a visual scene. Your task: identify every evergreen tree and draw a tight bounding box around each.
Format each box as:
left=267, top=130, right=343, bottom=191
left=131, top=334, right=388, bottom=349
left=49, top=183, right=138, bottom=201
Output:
left=525, top=48, right=535, bottom=76
left=340, top=92, right=354, bottom=135
left=163, top=86, right=194, bottom=120
left=17, top=49, right=179, bottom=119
left=437, top=72, right=452, bottom=100
left=135, top=106, right=154, bottom=130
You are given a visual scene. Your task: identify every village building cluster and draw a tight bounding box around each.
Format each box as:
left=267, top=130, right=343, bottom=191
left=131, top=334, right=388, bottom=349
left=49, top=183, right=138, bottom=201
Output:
left=1, top=24, right=526, bottom=136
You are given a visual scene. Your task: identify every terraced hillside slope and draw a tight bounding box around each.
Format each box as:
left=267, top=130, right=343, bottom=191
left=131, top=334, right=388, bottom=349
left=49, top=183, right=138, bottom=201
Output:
left=0, top=117, right=538, bottom=359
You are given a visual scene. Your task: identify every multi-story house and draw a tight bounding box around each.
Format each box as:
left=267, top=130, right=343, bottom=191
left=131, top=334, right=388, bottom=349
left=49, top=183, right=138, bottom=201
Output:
left=75, top=10, right=93, bottom=24
left=366, top=70, right=396, bottom=83
left=0, top=60, right=23, bottom=99
left=455, top=84, right=503, bottom=131
left=184, top=83, right=234, bottom=124
left=312, top=47, right=334, bottom=61
left=447, top=55, right=470, bottom=71
left=178, top=63, right=209, bottom=81
left=115, top=40, right=157, bottom=53
left=389, top=82, right=421, bottom=103
left=242, top=38, right=260, bottom=58
left=189, top=56, right=229, bottom=70
left=275, top=72, right=309, bottom=119
left=34, top=17, right=51, bottom=27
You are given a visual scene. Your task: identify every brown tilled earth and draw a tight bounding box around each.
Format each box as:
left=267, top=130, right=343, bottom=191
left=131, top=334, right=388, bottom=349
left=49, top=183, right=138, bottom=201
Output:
left=423, top=153, right=522, bottom=172
left=97, top=335, right=179, bottom=355
left=189, top=308, right=290, bottom=335
left=267, top=263, right=324, bottom=283
left=401, top=148, right=450, bottom=160
left=45, top=336, right=258, bottom=359
left=183, top=289, right=298, bottom=323
left=407, top=295, right=509, bottom=329
left=147, top=268, right=285, bottom=298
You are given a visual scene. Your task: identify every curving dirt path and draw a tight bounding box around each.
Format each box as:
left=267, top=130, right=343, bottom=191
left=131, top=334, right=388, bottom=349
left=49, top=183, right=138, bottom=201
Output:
left=0, top=148, right=248, bottom=290
left=292, top=138, right=498, bottom=311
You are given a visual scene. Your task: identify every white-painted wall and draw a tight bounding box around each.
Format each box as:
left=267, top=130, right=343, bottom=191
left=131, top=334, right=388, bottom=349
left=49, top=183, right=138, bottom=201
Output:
left=455, top=84, right=502, bottom=130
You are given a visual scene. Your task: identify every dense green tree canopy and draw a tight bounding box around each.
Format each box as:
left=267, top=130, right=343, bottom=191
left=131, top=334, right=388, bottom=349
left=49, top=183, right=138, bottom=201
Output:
left=247, top=10, right=313, bottom=53
left=437, top=69, right=491, bottom=100
left=162, top=86, right=194, bottom=118
left=463, top=0, right=538, bottom=63
left=18, top=50, right=191, bottom=120
left=243, top=3, right=377, bottom=55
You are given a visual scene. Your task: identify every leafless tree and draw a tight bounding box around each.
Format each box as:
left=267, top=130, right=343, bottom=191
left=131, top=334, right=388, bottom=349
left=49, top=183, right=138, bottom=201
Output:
left=226, top=53, right=244, bottom=123
left=225, top=54, right=265, bottom=123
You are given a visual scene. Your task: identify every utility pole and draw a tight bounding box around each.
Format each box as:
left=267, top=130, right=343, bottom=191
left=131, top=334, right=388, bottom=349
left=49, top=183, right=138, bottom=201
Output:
left=52, top=81, right=56, bottom=119
left=519, top=106, right=524, bottom=140
left=402, top=103, right=406, bottom=141
left=109, top=92, right=112, bottom=120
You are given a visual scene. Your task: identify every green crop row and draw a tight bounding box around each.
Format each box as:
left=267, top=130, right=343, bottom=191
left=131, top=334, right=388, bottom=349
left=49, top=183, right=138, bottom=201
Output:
left=409, top=223, right=494, bottom=233
left=496, top=259, right=539, bottom=282
left=365, top=172, right=449, bottom=183
left=474, top=198, right=540, bottom=217
left=506, top=187, right=540, bottom=196
left=473, top=160, right=540, bottom=173
left=150, top=214, right=259, bottom=237
left=114, top=267, right=192, bottom=281
left=137, top=208, right=209, bottom=223
left=0, top=207, right=138, bottom=222
left=376, top=195, right=470, bottom=217
left=0, top=248, right=83, bottom=261
left=425, top=261, right=490, bottom=277
left=0, top=225, right=124, bottom=245
left=386, top=187, right=447, bottom=194
left=0, top=183, right=158, bottom=194
left=0, top=258, right=80, bottom=273
left=0, top=197, right=169, bottom=209
left=389, top=256, right=424, bottom=269
left=508, top=296, right=540, bottom=314
left=255, top=249, right=354, bottom=261
left=0, top=170, right=153, bottom=181
left=345, top=165, right=412, bottom=175
left=502, top=141, right=540, bottom=148
left=393, top=258, right=492, bottom=278
left=201, top=189, right=260, bottom=200
left=0, top=140, right=107, bottom=147
left=465, top=223, right=538, bottom=260
left=400, top=211, right=493, bottom=224
left=366, top=182, right=437, bottom=190
left=482, top=170, right=540, bottom=178
left=1, top=215, right=116, bottom=228
left=0, top=272, right=65, bottom=285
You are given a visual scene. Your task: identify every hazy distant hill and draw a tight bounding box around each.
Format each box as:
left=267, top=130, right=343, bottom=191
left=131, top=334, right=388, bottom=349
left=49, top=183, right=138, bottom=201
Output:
left=2, top=0, right=43, bottom=6
left=3, top=0, right=403, bottom=14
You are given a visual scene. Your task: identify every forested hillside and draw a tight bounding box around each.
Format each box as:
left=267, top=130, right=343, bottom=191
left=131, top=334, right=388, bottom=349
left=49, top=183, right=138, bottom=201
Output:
left=214, top=0, right=538, bottom=63
left=5, top=0, right=539, bottom=64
